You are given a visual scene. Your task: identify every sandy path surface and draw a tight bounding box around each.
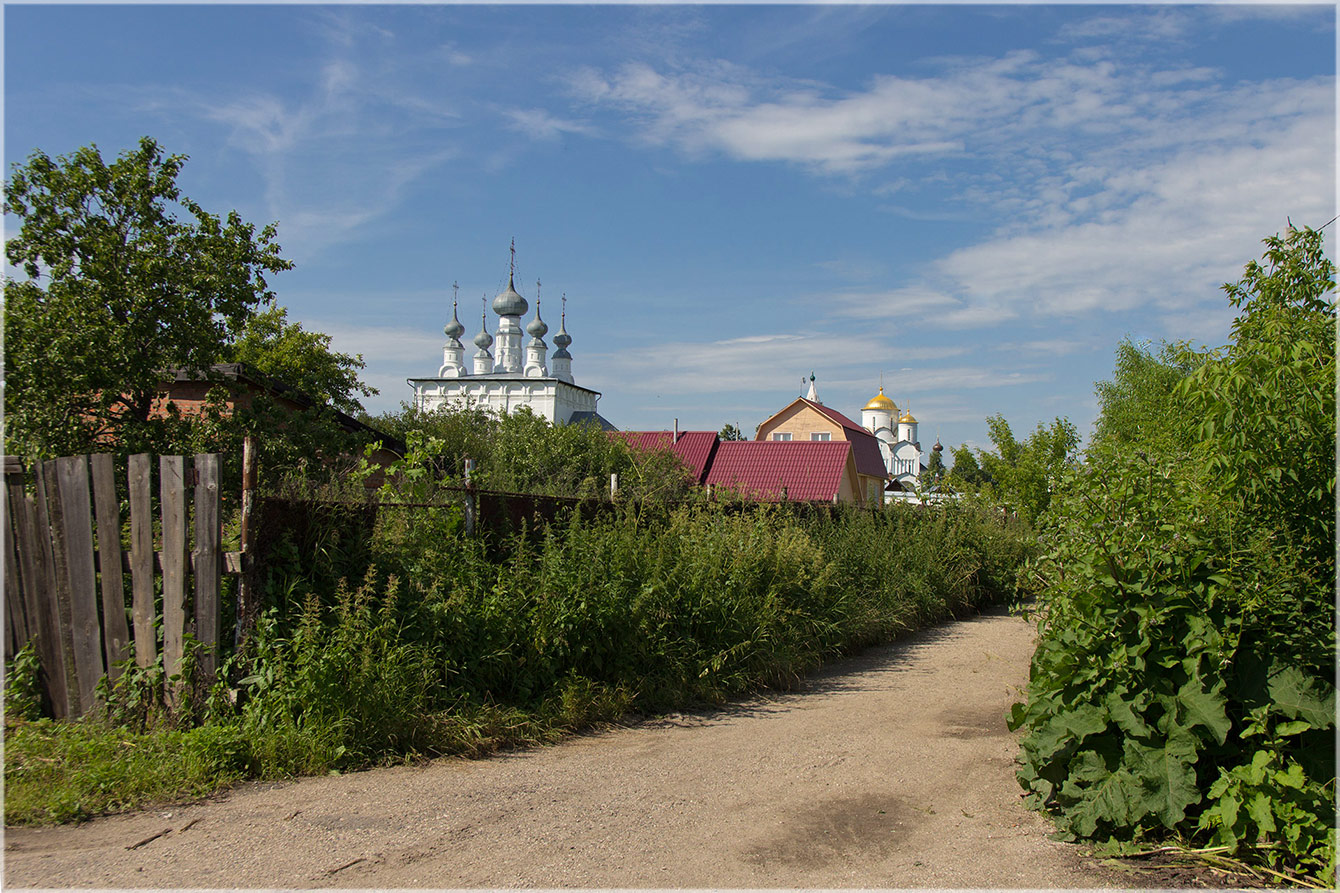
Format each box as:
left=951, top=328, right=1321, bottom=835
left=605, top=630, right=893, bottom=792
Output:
left=4, top=606, right=1126, bottom=888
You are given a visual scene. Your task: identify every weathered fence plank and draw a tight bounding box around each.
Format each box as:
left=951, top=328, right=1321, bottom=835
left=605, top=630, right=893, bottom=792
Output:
left=128, top=454, right=156, bottom=668
left=35, top=462, right=75, bottom=717
left=3, top=478, right=30, bottom=659
left=237, top=436, right=257, bottom=645
left=91, top=454, right=131, bottom=681
left=8, top=471, right=44, bottom=665
left=54, top=455, right=105, bottom=716
left=193, top=453, right=221, bottom=684
left=160, top=455, right=187, bottom=706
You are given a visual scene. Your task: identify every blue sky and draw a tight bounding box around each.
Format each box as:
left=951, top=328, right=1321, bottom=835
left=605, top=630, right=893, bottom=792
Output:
left=5, top=2, right=1335, bottom=453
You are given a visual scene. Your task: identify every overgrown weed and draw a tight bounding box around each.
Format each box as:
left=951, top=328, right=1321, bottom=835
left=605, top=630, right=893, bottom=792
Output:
left=6, top=491, right=1030, bottom=825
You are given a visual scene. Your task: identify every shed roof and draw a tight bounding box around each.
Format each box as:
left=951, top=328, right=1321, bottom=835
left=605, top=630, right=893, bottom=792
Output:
left=614, top=430, right=719, bottom=484
left=705, top=440, right=854, bottom=502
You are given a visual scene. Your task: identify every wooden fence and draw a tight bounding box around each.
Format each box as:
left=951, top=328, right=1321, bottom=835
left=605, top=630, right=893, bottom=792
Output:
left=3, top=447, right=254, bottom=719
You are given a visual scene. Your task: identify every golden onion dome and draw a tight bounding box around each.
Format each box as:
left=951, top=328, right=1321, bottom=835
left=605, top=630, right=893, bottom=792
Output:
left=862, top=387, right=897, bottom=413
left=900, top=411, right=918, bottom=424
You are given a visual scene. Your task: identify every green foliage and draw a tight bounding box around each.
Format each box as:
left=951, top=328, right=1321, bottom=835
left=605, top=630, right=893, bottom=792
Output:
left=3, top=137, right=292, bottom=459
left=1011, top=226, right=1336, bottom=882
left=946, top=444, right=990, bottom=489
left=718, top=423, right=745, bottom=441
left=3, top=717, right=252, bottom=824
left=924, top=447, right=946, bottom=482
left=229, top=304, right=376, bottom=416
left=95, top=650, right=171, bottom=732
left=1091, top=339, right=1204, bottom=455
left=363, top=404, right=695, bottom=501
left=946, top=416, right=1078, bottom=525
left=6, top=495, right=1033, bottom=823
left=3, top=137, right=378, bottom=481
left=4, top=644, right=44, bottom=721
left=978, top=415, right=1079, bottom=524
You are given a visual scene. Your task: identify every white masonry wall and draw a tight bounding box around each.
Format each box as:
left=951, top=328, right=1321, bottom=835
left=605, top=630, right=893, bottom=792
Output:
left=414, top=378, right=598, bottom=425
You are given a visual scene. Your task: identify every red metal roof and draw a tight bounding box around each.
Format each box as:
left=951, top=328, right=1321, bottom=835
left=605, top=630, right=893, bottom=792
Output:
left=614, top=431, right=720, bottom=484
left=796, top=398, right=887, bottom=480
left=704, top=440, right=854, bottom=502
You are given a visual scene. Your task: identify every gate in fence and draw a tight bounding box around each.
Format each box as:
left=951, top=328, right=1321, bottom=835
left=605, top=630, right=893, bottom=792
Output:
left=3, top=448, right=254, bottom=719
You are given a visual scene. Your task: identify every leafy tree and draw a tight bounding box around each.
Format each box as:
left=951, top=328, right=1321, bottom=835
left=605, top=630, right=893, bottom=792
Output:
left=1180, top=225, right=1335, bottom=585
left=4, top=137, right=292, bottom=458
left=946, top=444, right=990, bottom=490
left=229, top=305, right=376, bottom=416
left=977, top=414, right=1079, bottom=524
left=924, top=447, right=945, bottom=482
left=1090, top=339, right=1205, bottom=456
left=718, top=423, right=745, bottom=441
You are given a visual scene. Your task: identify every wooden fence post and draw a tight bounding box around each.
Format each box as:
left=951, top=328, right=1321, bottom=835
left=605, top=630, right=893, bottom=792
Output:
left=236, top=436, right=257, bottom=647
left=36, top=461, right=76, bottom=717
left=17, top=464, right=66, bottom=717
left=7, top=463, right=44, bottom=664
left=127, top=455, right=156, bottom=669
left=160, top=455, right=188, bottom=707
left=90, top=454, right=131, bottom=681
left=193, top=453, right=221, bottom=686
left=3, top=459, right=30, bottom=660
left=53, top=456, right=105, bottom=716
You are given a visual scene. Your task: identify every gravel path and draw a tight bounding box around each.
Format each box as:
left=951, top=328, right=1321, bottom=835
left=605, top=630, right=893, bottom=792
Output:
left=4, top=606, right=1127, bottom=888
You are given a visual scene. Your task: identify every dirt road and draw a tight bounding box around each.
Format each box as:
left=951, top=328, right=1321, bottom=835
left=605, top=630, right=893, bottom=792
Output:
left=4, top=607, right=1127, bottom=888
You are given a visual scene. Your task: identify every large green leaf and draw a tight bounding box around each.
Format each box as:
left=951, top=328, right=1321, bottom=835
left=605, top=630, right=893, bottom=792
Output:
left=1267, top=666, right=1335, bottom=728
left=1028, top=703, right=1109, bottom=761
left=1175, top=676, right=1230, bottom=744
left=1104, top=688, right=1151, bottom=736
left=1064, top=760, right=1141, bottom=838
left=1125, top=728, right=1202, bottom=828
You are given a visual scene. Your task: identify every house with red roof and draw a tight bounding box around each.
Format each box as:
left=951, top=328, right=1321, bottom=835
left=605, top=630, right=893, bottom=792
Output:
left=753, top=387, right=888, bottom=504
left=613, top=430, right=719, bottom=485
left=705, top=440, right=865, bottom=505
left=616, top=429, right=867, bottom=504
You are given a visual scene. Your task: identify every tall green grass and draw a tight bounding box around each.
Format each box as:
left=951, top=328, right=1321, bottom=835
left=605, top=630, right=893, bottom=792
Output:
left=5, top=498, right=1032, bottom=825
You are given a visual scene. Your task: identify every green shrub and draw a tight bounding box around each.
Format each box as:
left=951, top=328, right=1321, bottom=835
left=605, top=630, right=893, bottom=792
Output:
left=1010, top=226, right=1336, bottom=883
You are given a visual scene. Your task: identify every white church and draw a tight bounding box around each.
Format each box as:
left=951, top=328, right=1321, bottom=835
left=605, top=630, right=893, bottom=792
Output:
left=859, top=386, right=940, bottom=502
left=409, top=249, right=613, bottom=429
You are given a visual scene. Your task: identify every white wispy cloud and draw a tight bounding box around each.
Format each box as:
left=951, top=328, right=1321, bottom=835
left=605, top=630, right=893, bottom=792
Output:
left=501, top=108, right=597, bottom=141
left=990, top=339, right=1088, bottom=357
left=584, top=331, right=1037, bottom=409
left=573, top=41, right=1332, bottom=334
left=1055, top=9, right=1191, bottom=43
left=587, top=332, right=886, bottom=394
left=125, top=14, right=468, bottom=261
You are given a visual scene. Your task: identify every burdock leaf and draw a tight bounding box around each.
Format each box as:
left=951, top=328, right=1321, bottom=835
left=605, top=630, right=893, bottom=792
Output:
left=1125, top=728, right=1202, bottom=828
left=1267, top=666, right=1335, bottom=728
left=1175, top=677, right=1230, bottom=745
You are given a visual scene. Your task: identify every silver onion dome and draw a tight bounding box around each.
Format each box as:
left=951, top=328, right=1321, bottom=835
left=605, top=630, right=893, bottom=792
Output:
left=526, top=301, right=549, bottom=339
left=492, top=273, right=529, bottom=318
left=553, top=307, right=572, bottom=349
left=444, top=306, right=465, bottom=341
left=473, top=308, right=493, bottom=349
